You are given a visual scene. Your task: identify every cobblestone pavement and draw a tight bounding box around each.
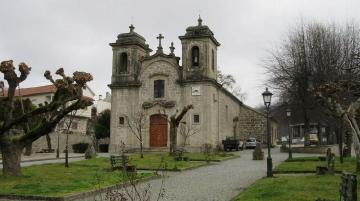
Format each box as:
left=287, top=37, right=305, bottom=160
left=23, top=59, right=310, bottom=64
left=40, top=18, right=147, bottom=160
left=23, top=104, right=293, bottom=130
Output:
left=129, top=149, right=320, bottom=201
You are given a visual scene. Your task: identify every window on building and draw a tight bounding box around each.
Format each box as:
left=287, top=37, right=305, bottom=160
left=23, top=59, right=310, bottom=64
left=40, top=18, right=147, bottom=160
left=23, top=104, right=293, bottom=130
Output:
left=119, top=116, right=125, bottom=125
left=154, top=80, right=165, bottom=98
left=211, top=49, right=215, bottom=71
left=71, top=121, right=78, bottom=130
left=225, top=105, right=228, bottom=120
left=193, top=114, right=200, bottom=124
left=119, top=52, right=128, bottom=73
left=191, top=46, right=200, bottom=67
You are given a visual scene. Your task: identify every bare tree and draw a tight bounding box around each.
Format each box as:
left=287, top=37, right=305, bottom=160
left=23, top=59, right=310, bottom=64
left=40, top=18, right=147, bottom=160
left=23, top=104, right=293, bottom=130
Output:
left=316, top=79, right=360, bottom=171
left=126, top=111, right=146, bottom=158
left=62, top=110, right=77, bottom=167
left=265, top=22, right=360, bottom=146
left=159, top=105, right=193, bottom=155
left=179, top=121, right=199, bottom=147
left=0, top=60, right=93, bottom=176
left=217, top=70, right=247, bottom=102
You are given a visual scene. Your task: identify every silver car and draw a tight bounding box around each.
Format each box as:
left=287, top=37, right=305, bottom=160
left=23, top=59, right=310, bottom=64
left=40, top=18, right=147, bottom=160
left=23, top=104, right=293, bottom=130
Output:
left=245, top=138, right=257, bottom=149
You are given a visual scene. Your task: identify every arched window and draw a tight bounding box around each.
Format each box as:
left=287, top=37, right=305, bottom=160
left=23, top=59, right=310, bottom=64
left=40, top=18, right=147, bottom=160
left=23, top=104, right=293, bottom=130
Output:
left=211, top=49, right=215, bottom=71
left=154, top=80, right=165, bottom=98
left=119, top=52, right=128, bottom=73
left=191, top=46, right=200, bottom=67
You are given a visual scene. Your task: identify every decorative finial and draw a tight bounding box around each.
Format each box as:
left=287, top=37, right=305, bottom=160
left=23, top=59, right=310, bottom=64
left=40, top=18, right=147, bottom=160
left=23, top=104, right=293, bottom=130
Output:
left=169, top=42, right=175, bottom=56
left=198, top=15, right=202, bottom=26
left=156, top=33, right=164, bottom=53
left=129, top=24, right=135, bottom=33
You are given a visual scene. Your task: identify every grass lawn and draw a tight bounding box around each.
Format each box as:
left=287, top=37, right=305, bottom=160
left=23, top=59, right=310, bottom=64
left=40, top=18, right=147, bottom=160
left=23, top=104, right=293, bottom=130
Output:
left=129, top=153, right=207, bottom=170
left=0, top=158, right=154, bottom=197
left=234, top=175, right=343, bottom=201
left=235, top=156, right=359, bottom=201
left=276, top=157, right=356, bottom=172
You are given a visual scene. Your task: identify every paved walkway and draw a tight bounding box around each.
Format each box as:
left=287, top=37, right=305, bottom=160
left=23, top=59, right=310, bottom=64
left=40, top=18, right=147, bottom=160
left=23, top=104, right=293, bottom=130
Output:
left=0, top=153, right=85, bottom=167
left=129, top=149, right=320, bottom=201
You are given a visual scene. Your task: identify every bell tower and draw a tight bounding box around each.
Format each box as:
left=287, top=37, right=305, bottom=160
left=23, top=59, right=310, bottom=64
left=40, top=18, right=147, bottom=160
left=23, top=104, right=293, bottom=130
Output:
left=179, top=17, right=220, bottom=81
left=109, top=24, right=152, bottom=86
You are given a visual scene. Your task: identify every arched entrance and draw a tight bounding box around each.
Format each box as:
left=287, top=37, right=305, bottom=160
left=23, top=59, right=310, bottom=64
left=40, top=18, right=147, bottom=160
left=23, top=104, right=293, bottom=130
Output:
left=150, top=114, right=168, bottom=147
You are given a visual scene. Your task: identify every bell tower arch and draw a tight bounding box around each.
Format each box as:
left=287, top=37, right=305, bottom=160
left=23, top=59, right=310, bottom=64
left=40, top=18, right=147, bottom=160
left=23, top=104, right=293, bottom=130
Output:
left=110, top=24, right=152, bottom=86
left=179, top=17, right=220, bottom=81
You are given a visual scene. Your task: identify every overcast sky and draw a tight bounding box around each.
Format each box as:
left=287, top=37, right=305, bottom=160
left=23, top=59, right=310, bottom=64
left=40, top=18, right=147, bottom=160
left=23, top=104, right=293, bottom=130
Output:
left=0, top=0, right=358, bottom=107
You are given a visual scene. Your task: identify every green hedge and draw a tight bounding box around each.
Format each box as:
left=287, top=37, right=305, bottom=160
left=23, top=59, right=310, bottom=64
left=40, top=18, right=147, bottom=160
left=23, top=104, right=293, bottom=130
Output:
left=72, top=143, right=89, bottom=153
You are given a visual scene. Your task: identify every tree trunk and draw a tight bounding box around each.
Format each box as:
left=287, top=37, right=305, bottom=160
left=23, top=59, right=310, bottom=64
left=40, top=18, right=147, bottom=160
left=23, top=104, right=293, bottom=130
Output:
left=338, top=126, right=344, bottom=164
left=140, top=141, right=144, bottom=158
left=303, top=109, right=310, bottom=147
left=65, top=133, right=69, bottom=168
left=169, top=123, right=177, bottom=155
left=317, top=122, right=322, bottom=146
left=1, top=143, right=23, bottom=176
left=24, top=143, right=32, bottom=156
left=46, top=134, right=52, bottom=150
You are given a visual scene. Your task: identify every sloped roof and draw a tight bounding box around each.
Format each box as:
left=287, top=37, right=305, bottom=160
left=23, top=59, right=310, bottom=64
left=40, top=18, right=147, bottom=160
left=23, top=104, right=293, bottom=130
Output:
left=5, top=85, right=56, bottom=97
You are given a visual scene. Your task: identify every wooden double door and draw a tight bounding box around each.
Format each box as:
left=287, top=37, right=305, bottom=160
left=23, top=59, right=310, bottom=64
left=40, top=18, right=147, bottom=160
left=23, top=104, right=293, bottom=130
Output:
left=150, top=114, right=168, bottom=147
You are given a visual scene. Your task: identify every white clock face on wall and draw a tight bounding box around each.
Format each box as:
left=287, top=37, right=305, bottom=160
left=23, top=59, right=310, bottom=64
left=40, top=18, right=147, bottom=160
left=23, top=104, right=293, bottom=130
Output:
left=191, top=86, right=201, bottom=96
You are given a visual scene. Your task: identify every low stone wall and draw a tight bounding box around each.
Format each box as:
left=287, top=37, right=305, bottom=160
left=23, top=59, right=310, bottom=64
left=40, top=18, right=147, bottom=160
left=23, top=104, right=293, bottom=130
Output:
left=32, top=132, right=92, bottom=153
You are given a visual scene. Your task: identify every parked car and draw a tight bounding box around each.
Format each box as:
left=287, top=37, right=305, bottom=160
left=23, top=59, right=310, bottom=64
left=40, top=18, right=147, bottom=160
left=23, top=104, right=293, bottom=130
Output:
left=245, top=137, right=257, bottom=149
left=309, top=134, right=319, bottom=145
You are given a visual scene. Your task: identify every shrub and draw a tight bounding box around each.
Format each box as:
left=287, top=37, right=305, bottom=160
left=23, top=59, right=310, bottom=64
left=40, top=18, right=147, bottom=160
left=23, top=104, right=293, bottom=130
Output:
left=99, top=144, right=109, bottom=152
left=72, top=143, right=89, bottom=153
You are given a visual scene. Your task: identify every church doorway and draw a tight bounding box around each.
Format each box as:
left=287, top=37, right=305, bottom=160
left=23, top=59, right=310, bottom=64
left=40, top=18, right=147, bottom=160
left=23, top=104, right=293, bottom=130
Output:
left=150, top=114, right=168, bottom=147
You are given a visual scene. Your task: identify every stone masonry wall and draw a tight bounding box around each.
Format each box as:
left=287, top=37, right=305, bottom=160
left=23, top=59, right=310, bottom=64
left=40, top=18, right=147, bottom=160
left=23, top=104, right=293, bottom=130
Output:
left=32, top=117, right=91, bottom=153
left=237, top=106, right=266, bottom=143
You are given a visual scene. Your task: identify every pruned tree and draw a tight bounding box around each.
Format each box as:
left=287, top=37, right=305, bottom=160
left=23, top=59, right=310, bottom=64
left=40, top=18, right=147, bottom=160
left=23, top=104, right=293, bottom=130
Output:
left=0, top=60, right=93, bottom=176
left=179, top=121, right=199, bottom=147
left=126, top=111, right=146, bottom=158
left=217, top=70, right=247, bottom=102
left=160, top=105, right=193, bottom=155
left=265, top=22, right=360, bottom=146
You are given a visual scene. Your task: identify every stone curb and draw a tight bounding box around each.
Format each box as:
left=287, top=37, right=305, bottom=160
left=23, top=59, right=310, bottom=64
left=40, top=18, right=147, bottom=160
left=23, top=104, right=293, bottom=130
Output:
left=273, top=170, right=342, bottom=174
left=0, top=174, right=159, bottom=201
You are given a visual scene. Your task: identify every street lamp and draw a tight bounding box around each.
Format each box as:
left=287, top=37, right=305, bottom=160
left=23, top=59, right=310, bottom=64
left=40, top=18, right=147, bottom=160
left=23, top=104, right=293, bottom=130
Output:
left=286, top=108, right=292, bottom=160
left=262, top=87, right=273, bottom=177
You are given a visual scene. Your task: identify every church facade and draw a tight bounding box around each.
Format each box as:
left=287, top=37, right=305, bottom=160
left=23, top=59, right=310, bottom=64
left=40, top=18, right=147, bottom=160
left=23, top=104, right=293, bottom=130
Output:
left=109, top=18, right=277, bottom=153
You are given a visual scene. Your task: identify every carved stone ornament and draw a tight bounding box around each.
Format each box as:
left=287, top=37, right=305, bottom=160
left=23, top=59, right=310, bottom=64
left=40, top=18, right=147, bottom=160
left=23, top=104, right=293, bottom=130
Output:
left=142, top=100, right=176, bottom=109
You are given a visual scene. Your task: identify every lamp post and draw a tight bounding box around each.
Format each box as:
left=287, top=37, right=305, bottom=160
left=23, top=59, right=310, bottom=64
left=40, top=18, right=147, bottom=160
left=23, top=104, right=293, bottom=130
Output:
left=286, top=108, right=292, bottom=160
left=262, top=88, right=273, bottom=177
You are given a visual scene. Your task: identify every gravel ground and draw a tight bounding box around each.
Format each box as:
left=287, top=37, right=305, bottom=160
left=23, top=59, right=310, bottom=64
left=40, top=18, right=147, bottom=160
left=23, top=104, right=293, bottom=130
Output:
left=125, top=149, right=321, bottom=201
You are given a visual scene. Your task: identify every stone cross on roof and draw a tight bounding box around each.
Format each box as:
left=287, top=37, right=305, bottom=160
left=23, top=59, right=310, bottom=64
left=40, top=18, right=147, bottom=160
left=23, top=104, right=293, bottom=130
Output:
left=129, top=24, right=135, bottom=33
left=156, top=33, right=164, bottom=53
left=198, top=16, right=203, bottom=26
left=169, top=42, right=175, bottom=56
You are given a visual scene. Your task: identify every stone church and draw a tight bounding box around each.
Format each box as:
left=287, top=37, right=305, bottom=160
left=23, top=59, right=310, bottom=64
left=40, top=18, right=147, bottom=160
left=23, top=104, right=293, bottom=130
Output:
left=109, top=17, right=277, bottom=153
